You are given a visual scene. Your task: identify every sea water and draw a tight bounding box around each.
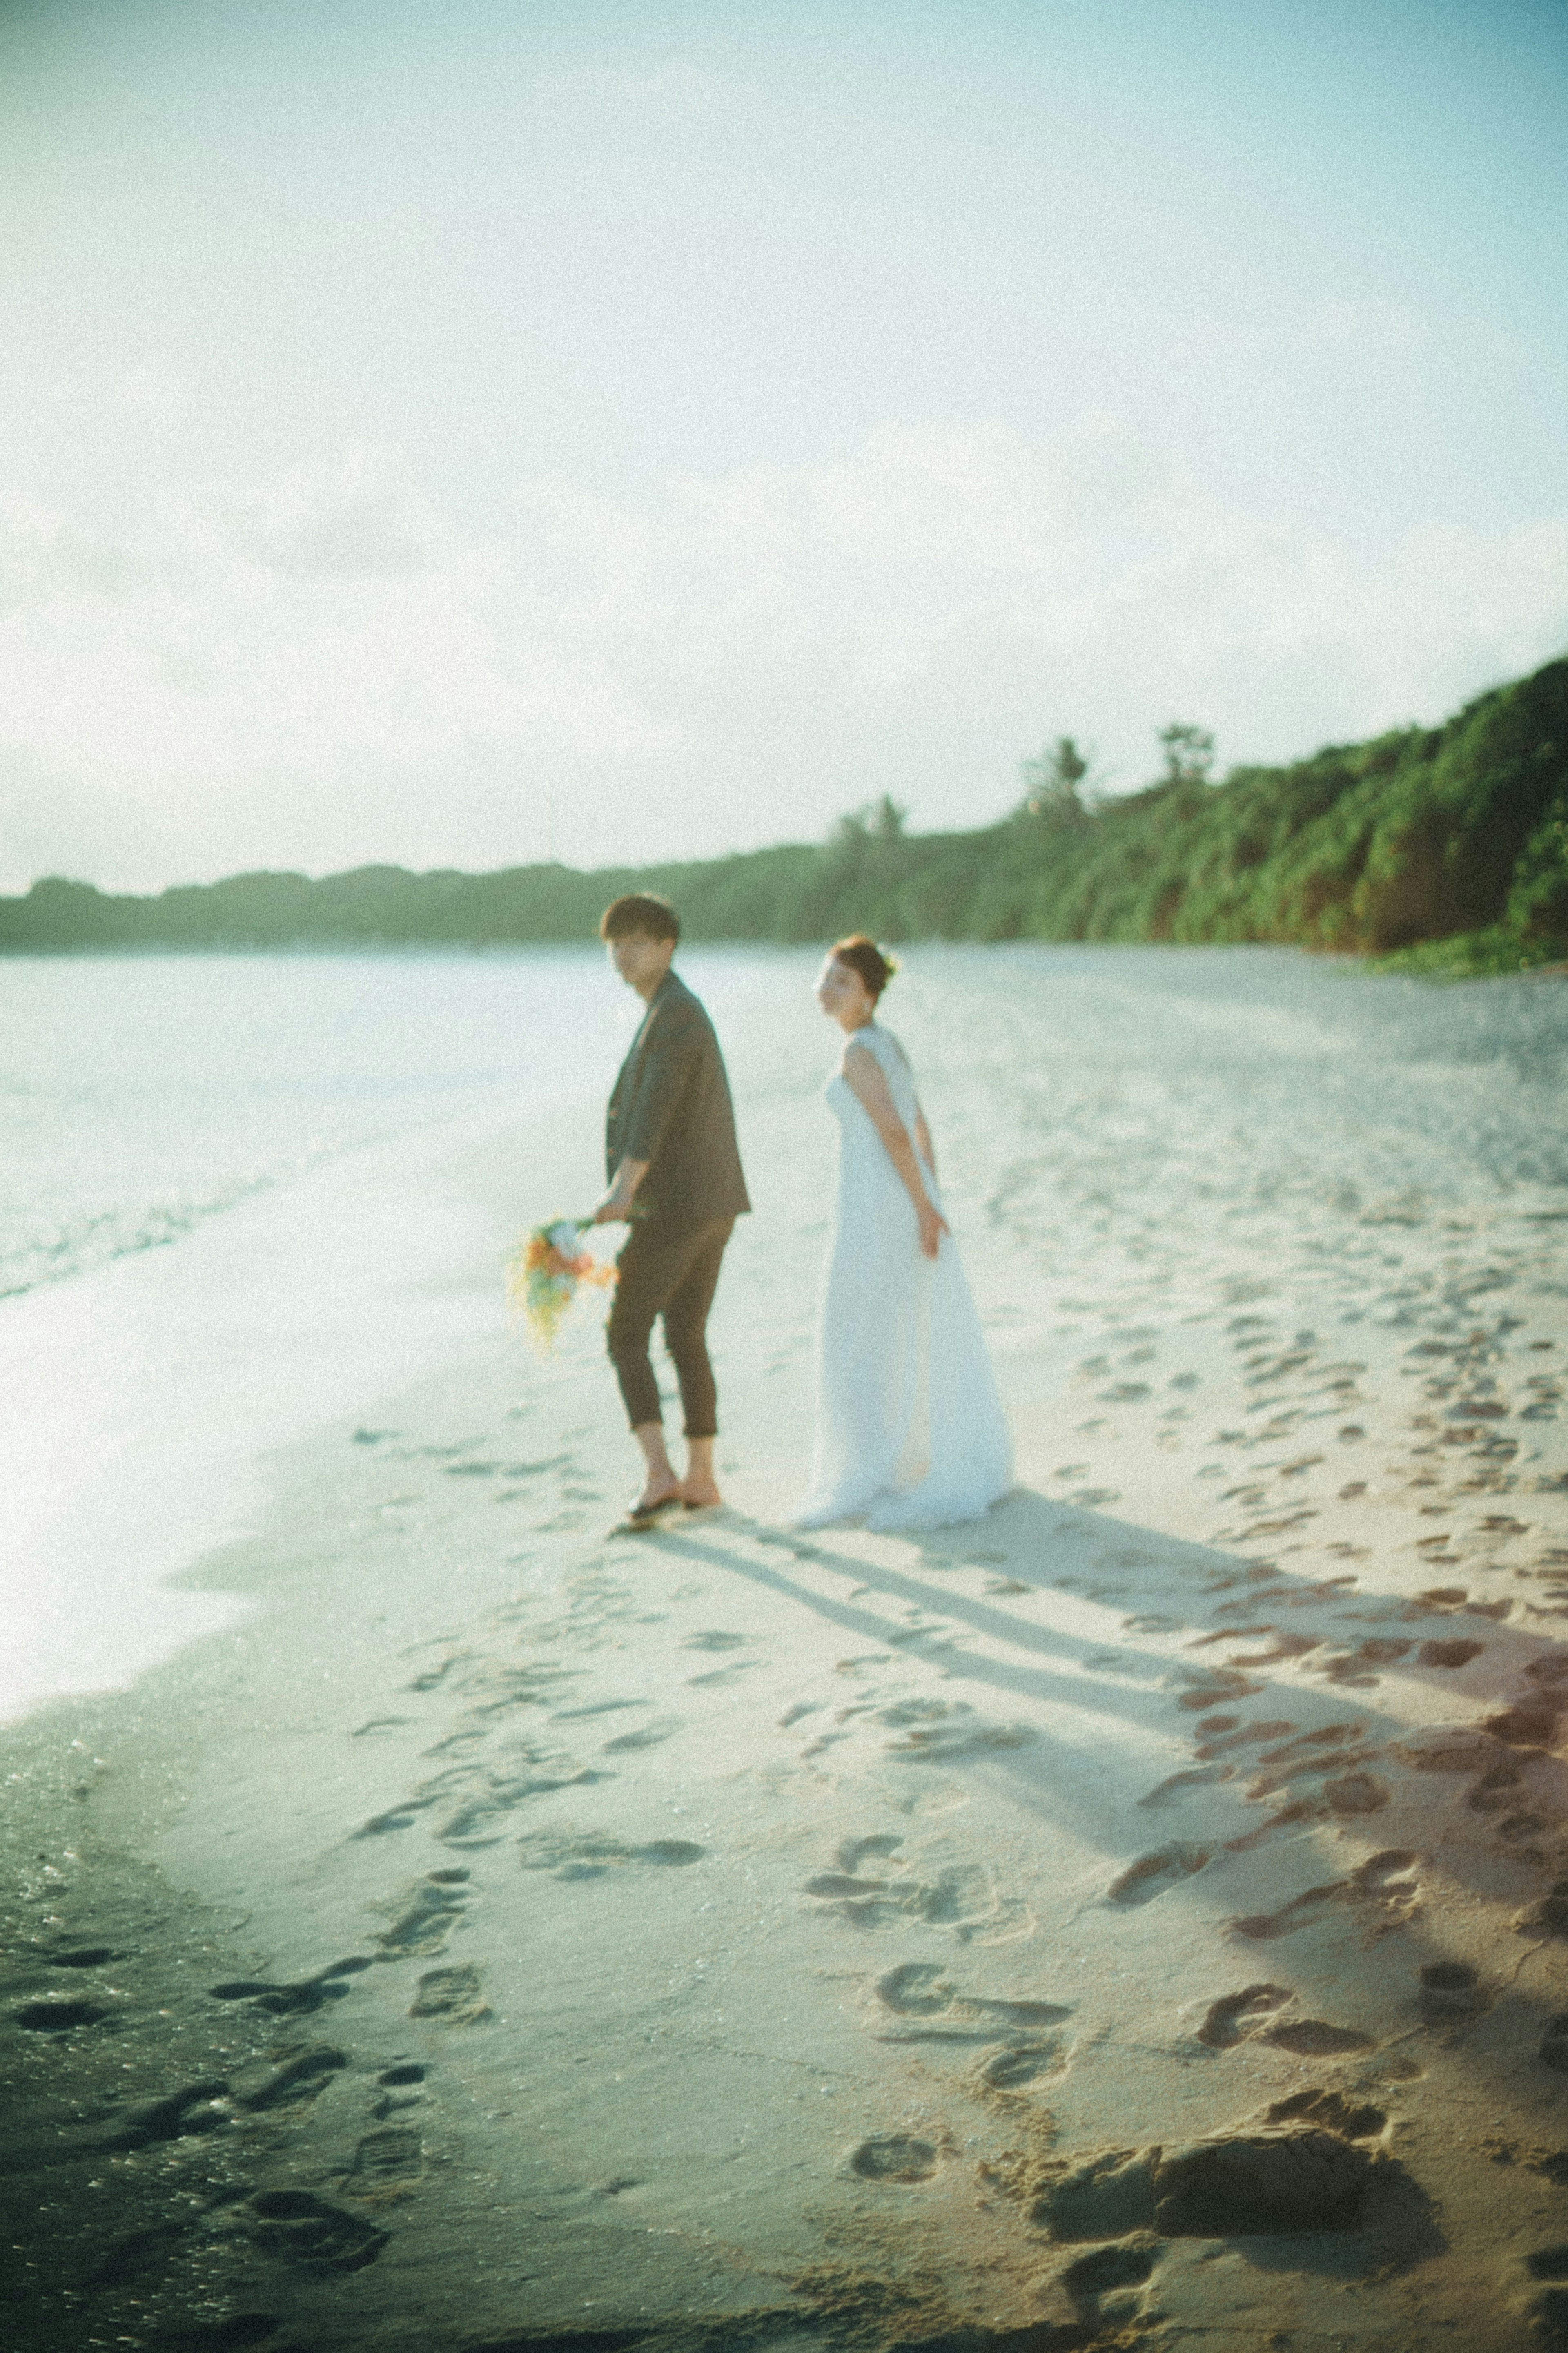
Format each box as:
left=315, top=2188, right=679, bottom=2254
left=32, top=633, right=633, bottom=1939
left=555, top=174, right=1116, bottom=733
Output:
left=0, top=946, right=824, bottom=1724
left=2, top=943, right=1565, bottom=1724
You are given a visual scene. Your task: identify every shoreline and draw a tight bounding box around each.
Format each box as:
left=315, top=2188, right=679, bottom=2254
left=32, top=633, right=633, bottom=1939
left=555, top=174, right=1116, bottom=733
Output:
left=0, top=1079, right=610, bottom=1729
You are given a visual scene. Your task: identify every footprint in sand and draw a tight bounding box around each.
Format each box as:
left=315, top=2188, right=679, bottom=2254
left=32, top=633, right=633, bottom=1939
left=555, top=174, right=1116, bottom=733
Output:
left=1540, top=2016, right=1568, bottom=2074
left=1058, top=2241, right=1158, bottom=2326
left=601, top=1716, right=683, bottom=1752
left=877, top=1961, right=957, bottom=2014
left=875, top=1963, right=1068, bottom=2033
left=354, top=1804, right=430, bottom=1837
left=435, top=1756, right=610, bottom=1845
left=976, top=2044, right=1063, bottom=2089
left=408, top=1964, right=488, bottom=2023
left=341, top=2125, right=425, bottom=2200
left=1418, top=1960, right=1489, bottom=2020
left=1138, top=1765, right=1232, bottom=1810
left=842, top=1833, right=903, bottom=1872
left=1105, top=1844, right=1211, bottom=1907
left=1176, top=1674, right=1265, bottom=1713
left=234, top=2046, right=349, bottom=2112
left=1259, top=2018, right=1376, bottom=2055
left=13, top=1998, right=113, bottom=2032
left=249, top=2188, right=388, bottom=2270
left=372, top=2062, right=426, bottom=2119
left=1316, top=1639, right=1411, bottom=1686
left=373, top=1872, right=470, bottom=1957
left=209, top=1955, right=373, bottom=2014
left=1229, top=1848, right=1420, bottom=1940
left=1193, top=1717, right=1296, bottom=1755
left=803, top=1838, right=1029, bottom=1943
left=403, top=1651, right=470, bottom=1695
left=515, top=1830, right=706, bottom=1878
left=1469, top=1760, right=1527, bottom=1815
left=848, top=2133, right=939, bottom=2183
left=104, top=2081, right=234, bottom=2150
left=1417, top=1637, right=1487, bottom=1668
left=874, top=1698, right=1036, bottom=1762
left=1323, top=1771, right=1392, bottom=1818
left=1196, top=1983, right=1294, bottom=2048
left=1266, top=2086, right=1386, bottom=2138
left=871, top=1960, right=1071, bottom=2084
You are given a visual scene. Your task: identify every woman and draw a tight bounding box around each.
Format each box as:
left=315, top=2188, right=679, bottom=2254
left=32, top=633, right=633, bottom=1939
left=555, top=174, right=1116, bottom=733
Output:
left=796, top=936, right=1013, bottom=1530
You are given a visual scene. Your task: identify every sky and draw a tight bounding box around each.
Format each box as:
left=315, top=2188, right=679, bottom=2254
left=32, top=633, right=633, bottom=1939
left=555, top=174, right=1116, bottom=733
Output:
left=1, top=0, right=1566, bottom=894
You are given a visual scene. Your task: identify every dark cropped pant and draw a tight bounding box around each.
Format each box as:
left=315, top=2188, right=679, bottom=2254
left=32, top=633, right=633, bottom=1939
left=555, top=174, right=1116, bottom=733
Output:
left=607, top=1215, right=734, bottom=1438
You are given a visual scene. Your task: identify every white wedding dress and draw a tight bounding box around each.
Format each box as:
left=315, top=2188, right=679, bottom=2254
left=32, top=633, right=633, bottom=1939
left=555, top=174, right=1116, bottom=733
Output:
left=795, top=1021, right=1013, bottom=1530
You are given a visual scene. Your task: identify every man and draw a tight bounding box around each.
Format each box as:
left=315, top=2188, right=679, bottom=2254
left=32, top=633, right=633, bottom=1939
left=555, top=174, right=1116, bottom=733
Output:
left=593, top=894, right=750, bottom=1522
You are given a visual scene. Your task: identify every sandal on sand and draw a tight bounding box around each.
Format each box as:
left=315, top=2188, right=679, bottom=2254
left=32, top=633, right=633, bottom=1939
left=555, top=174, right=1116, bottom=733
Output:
left=615, top=1493, right=681, bottom=1532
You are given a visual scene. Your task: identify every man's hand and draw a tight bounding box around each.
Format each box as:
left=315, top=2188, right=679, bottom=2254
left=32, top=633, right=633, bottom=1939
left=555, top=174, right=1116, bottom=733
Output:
left=593, top=1157, right=649, bottom=1224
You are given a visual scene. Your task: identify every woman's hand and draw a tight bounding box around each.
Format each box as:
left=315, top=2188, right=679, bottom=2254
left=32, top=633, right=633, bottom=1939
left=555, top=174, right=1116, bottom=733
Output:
left=917, top=1199, right=950, bottom=1260
left=842, top=1042, right=951, bottom=1258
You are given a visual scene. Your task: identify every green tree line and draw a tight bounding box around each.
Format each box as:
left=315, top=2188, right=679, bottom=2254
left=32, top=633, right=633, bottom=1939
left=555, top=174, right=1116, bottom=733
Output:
left=4, top=655, right=1566, bottom=969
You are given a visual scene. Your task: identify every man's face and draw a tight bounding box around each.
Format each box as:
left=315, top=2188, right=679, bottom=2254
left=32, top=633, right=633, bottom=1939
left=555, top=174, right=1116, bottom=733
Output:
left=608, top=930, right=675, bottom=997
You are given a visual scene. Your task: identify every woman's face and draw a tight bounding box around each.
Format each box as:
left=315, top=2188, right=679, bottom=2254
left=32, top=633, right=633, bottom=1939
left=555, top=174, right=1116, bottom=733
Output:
left=815, top=954, right=874, bottom=1029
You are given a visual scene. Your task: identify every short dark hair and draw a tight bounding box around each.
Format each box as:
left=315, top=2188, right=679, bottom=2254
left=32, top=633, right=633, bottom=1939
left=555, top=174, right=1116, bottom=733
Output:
left=600, top=893, right=680, bottom=945
left=830, top=933, right=894, bottom=1000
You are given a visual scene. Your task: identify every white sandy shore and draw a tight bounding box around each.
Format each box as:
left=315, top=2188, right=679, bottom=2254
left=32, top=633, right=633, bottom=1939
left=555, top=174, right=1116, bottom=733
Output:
left=4, top=947, right=1568, bottom=2353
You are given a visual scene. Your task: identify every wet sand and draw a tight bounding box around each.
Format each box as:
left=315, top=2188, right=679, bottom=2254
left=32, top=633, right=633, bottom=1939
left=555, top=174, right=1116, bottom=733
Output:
left=4, top=947, right=1568, bottom=2352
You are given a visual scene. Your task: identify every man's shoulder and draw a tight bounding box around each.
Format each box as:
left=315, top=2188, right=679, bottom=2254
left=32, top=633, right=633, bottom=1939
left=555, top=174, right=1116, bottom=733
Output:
left=652, top=972, right=713, bottom=1035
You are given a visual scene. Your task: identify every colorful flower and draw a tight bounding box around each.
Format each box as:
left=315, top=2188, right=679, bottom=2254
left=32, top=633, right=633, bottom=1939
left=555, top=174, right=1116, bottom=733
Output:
left=508, top=1217, right=614, bottom=1352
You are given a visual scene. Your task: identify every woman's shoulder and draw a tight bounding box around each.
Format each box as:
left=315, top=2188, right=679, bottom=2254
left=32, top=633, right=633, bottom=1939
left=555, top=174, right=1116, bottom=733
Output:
left=842, top=1023, right=911, bottom=1077
left=866, top=1021, right=911, bottom=1068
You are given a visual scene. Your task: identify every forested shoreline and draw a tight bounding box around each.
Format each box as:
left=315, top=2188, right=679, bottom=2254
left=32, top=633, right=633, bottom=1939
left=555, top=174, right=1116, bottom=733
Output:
left=5, top=655, right=1566, bottom=972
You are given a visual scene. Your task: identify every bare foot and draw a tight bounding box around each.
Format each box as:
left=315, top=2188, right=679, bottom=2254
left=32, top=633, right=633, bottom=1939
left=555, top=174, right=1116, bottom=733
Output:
left=632, top=1480, right=682, bottom=1516
left=628, top=1423, right=680, bottom=1519
left=681, top=1437, right=722, bottom=1510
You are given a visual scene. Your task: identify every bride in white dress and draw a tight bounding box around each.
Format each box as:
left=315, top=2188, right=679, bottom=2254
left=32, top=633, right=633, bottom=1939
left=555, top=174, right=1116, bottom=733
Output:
left=795, top=936, right=1013, bottom=1530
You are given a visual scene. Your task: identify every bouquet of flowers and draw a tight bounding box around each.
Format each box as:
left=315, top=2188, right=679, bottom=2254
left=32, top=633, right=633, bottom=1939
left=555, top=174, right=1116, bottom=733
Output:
left=508, top=1217, right=614, bottom=1352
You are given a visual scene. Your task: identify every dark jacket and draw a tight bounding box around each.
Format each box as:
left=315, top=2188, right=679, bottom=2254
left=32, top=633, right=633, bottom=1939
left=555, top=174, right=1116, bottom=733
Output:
left=606, top=970, right=750, bottom=1233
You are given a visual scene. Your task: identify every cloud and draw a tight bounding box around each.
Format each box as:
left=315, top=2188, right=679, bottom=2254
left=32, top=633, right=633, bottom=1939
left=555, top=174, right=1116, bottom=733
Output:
left=220, top=451, right=444, bottom=581
left=2, top=420, right=1565, bottom=892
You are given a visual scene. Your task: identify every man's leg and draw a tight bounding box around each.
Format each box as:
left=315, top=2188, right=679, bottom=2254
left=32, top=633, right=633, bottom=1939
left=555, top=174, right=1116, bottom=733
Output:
left=606, top=1224, right=685, bottom=1512
left=658, top=1218, right=733, bottom=1507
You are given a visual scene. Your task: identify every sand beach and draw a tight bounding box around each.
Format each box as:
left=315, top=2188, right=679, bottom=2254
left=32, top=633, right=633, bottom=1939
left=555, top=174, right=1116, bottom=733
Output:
left=4, top=944, right=1568, bottom=2352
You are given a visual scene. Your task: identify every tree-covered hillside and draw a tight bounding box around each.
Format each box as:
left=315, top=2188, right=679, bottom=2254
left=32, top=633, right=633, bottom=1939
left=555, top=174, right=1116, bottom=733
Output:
left=4, top=656, right=1566, bottom=968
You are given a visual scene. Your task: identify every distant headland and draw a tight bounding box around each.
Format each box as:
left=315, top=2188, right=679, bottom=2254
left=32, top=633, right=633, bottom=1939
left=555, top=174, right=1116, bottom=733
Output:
left=4, top=656, right=1565, bottom=975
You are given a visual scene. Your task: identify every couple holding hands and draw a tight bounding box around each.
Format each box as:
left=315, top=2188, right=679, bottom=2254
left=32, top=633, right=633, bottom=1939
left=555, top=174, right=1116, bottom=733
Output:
left=592, top=893, right=1012, bottom=1533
